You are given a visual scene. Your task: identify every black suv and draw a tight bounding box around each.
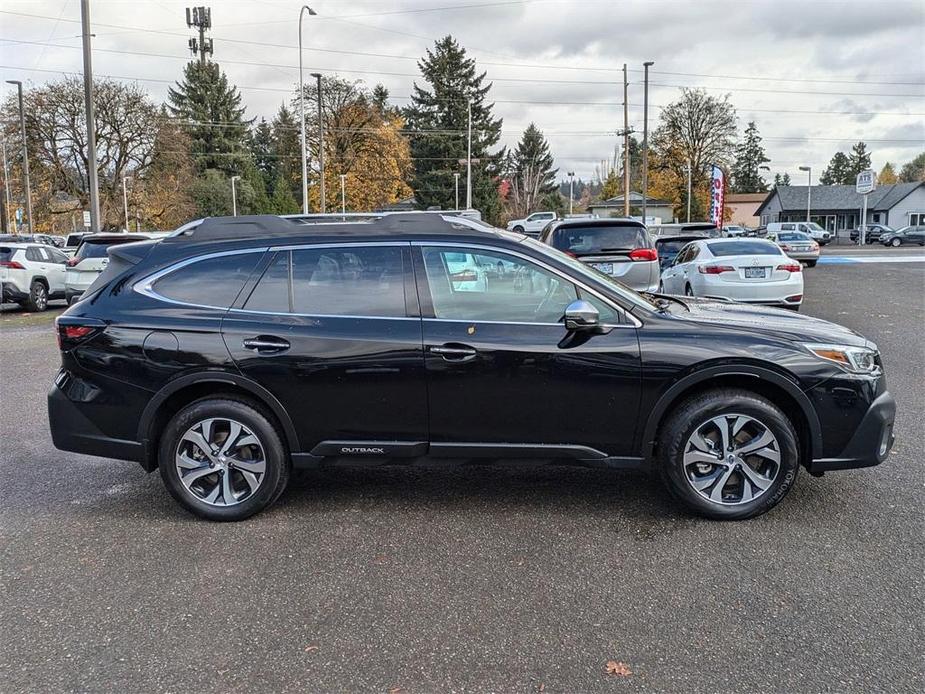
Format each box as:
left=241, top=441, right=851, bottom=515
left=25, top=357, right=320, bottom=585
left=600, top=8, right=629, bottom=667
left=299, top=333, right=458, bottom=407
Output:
left=48, top=214, right=895, bottom=521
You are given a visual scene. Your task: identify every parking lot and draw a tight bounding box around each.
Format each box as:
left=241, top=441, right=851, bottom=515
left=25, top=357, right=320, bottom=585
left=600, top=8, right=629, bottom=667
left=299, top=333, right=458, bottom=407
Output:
left=1, top=247, right=922, bottom=692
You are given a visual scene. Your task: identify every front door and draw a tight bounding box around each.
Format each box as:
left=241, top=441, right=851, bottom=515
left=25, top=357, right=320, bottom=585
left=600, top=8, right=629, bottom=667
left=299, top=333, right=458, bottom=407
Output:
left=413, top=244, right=641, bottom=458
left=222, top=243, right=427, bottom=455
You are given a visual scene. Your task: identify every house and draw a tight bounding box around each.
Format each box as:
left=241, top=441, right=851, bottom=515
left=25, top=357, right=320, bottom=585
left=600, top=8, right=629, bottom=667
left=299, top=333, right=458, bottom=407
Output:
left=588, top=192, right=673, bottom=224
left=725, top=192, right=767, bottom=228
left=756, top=183, right=925, bottom=231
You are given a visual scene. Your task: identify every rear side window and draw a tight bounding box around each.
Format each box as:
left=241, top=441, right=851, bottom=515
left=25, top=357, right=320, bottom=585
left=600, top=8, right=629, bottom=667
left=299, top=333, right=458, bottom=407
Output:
left=244, top=246, right=406, bottom=317
left=65, top=234, right=84, bottom=248
left=76, top=238, right=147, bottom=260
left=707, top=241, right=782, bottom=257
left=153, top=252, right=262, bottom=308
left=0, top=246, right=15, bottom=262
left=552, top=225, right=649, bottom=254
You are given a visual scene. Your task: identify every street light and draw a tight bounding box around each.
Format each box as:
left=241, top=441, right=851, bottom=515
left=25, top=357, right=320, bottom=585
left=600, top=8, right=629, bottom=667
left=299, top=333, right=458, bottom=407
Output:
left=297, top=5, right=316, bottom=215
left=311, top=72, right=325, bottom=213
left=466, top=100, right=472, bottom=210
left=6, top=80, right=33, bottom=233
left=231, top=175, right=241, bottom=216
left=121, top=176, right=132, bottom=231
left=567, top=171, right=575, bottom=215
left=642, top=61, right=654, bottom=225
left=798, top=165, right=812, bottom=223
left=454, top=172, right=460, bottom=210
left=339, top=173, right=346, bottom=216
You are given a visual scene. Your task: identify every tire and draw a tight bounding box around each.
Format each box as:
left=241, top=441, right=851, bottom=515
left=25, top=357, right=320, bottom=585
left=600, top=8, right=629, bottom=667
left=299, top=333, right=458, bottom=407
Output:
left=805, top=260, right=817, bottom=267
left=158, top=396, right=290, bottom=521
left=513, top=225, right=525, bottom=234
left=891, top=238, right=901, bottom=247
left=657, top=388, right=800, bottom=520
left=25, top=280, right=48, bottom=312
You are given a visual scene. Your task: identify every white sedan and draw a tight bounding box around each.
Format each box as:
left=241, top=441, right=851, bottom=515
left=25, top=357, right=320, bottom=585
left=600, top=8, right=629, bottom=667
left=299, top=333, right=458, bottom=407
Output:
left=659, top=238, right=804, bottom=310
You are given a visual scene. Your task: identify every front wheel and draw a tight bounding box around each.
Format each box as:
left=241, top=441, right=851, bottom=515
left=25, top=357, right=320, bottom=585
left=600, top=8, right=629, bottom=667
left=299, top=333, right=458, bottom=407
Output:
left=158, top=397, right=290, bottom=521
left=657, top=389, right=800, bottom=520
left=891, top=237, right=901, bottom=247
left=513, top=225, right=525, bottom=234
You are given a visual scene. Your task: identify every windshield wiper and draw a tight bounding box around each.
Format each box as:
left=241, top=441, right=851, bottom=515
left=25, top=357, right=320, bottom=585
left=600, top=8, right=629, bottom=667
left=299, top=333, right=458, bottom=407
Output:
left=642, top=292, right=687, bottom=312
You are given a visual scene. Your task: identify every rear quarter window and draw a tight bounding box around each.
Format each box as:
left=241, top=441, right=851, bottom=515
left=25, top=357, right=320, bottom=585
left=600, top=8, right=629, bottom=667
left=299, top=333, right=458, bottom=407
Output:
left=0, top=246, right=16, bottom=262
left=152, top=252, right=262, bottom=308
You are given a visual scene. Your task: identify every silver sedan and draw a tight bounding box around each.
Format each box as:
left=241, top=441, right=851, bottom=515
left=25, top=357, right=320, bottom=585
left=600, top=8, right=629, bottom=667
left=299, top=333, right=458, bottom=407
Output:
left=766, top=231, right=820, bottom=267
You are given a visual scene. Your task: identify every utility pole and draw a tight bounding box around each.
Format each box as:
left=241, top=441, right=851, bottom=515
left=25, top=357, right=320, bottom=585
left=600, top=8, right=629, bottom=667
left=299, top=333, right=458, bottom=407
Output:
left=80, top=1, right=100, bottom=232
left=298, top=5, right=316, bottom=215
left=454, top=172, right=460, bottom=211
left=339, top=173, right=346, bottom=216
left=185, top=7, right=213, bottom=64
left=622, top=63, right=630, bottom=217
left=642, top=61, right=653, bottom=226
left=1, top=143, right=12, bottom=233
left=230, top=175, right=240, bottom=216
left=312, top=72, right=325, bottom=212
left=686, top=160, right=692, bottom=223
left=466, top=101, right=472, bottom=210
left=568, top=171, right=575, bottom=215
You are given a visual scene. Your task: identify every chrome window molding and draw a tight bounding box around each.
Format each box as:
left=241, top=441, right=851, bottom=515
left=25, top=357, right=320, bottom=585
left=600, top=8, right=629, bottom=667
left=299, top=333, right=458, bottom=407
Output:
left=414, top=241, right=642, bottom=328
left=228, top=308, right=418, bottom=321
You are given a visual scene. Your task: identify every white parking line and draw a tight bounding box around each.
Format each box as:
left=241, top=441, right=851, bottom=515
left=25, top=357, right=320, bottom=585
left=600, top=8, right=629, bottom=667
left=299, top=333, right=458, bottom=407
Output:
left=819, top=255, right=925, bottom=264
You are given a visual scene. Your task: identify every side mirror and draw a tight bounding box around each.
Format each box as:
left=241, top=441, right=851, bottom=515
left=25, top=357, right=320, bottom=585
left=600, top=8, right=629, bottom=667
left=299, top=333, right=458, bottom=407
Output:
left=563, top=299, right=600, bottom=332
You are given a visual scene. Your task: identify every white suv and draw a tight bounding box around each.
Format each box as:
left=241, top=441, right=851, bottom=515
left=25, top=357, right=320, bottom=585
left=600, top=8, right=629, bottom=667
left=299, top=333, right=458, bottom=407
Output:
left=506, top=211, right=557, bottom=237
left=0, top=242, right=68, bottom=311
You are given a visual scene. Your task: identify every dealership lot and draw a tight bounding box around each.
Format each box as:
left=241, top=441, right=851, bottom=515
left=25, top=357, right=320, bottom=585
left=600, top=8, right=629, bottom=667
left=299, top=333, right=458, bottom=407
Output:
left=1, top=252, right=922, bottom=692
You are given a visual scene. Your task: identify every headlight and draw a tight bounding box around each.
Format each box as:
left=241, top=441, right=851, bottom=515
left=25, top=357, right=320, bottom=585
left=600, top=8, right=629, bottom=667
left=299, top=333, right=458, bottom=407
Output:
left=803, top=343, right=880, bottom=374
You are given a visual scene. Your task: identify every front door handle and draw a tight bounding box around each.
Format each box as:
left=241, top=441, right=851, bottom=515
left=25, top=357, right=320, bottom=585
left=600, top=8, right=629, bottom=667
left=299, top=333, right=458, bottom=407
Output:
left=430, top=343, right=477, bottom=362
left=242, top=336, right=290, bottom=354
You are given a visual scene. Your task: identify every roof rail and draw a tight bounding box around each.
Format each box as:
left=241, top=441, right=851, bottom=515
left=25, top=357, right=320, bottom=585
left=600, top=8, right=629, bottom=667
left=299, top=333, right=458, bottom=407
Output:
left=164, top=215, right=303, bottom=243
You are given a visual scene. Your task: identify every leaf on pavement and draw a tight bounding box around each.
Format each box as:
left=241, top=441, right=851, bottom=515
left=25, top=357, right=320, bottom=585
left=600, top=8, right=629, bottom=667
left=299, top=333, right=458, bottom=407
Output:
left=605, top=660, right=632, bottom=676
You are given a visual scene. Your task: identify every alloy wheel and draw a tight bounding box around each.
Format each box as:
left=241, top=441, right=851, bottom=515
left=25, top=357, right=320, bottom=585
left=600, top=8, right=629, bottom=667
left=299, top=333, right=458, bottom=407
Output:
left=34, top=285, right=47, bottom=310
left=175, top=418, right=266, bottom=506
left=682, top=414, right=781, bottom=505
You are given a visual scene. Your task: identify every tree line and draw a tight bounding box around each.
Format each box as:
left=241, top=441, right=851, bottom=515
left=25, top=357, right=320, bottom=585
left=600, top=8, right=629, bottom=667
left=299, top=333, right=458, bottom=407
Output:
left=2, top=34, right=923, bottom=232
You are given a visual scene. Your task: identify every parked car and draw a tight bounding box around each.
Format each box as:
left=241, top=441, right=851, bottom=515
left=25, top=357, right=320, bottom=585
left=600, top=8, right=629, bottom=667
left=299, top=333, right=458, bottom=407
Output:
left=879, top=225, right=925, bottom=247
left=659, top=238, right=804, bottom=309
left=654, top=234, right=711, bottom=270
left=506, top=211, right=557, bottom=237
left=766, top=222, right=831, bottom=245
left=722, top=225, right=749, bottom=237
left=0, top=242, right=68, bottom=310
left=747, top=226, right=768, bottom=238
left=849, top=223, right=893, bottom=244
left=65, top=233, right=153, bottom=304
left=650, top=223, right=722, bottom=239
left=63, top=232, right=89, bottom=256
left=765, top=231, right=820, bottom=267
left=48, top=213, right=895, bottom=522
left=538, top=218, right=659, bottom=292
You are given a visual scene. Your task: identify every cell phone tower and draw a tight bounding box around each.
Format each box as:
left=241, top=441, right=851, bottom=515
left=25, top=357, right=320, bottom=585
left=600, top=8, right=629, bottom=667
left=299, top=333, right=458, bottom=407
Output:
left=186, top=6, right=213, bottom=64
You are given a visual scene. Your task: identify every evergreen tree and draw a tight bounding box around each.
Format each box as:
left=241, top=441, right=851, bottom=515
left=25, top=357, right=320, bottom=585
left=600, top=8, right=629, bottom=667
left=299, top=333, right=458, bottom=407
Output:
left=371, top=84, right=398, bottom=118
left=404, top=36, right=503, bottom=221
left=899, top=152, right=925, bottom=182
left=167, top=61, right=251, bottom=175
left=878, top=162, right=898, bottom=184
left=249, top=118, right=274, bottom=189
left=730, top=121, right=770, bottom=193
left=846, top=141, right=872, bottom=181
left=773, top=173, right=791, bottom=187
left=271, top=103, right=301, bottom=206
left=819, top=151, right=851, bottom=185
left=269, top=172, right=299, bottom=214
left=505, top=123, right=558, bottom=217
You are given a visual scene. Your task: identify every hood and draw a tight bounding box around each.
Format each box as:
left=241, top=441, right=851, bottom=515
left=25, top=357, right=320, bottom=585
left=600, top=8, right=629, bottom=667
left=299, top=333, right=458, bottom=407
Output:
left=672, top=298, right=872, bottom=348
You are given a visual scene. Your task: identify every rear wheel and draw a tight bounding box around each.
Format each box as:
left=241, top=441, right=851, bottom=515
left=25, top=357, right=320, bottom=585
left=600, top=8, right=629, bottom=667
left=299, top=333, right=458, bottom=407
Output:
left=158, top=397, right=290, bottom=521
left=25, top=281, right=48, bottom=312
left=513, top=225, right=524, bottom=234
left=805, top=260, right=817, bottom=267
left=657, top=388, right=800, bottom=520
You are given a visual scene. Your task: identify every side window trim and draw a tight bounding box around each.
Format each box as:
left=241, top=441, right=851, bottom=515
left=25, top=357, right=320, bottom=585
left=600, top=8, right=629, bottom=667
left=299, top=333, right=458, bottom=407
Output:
left=412, top=242, right=638, bottom=328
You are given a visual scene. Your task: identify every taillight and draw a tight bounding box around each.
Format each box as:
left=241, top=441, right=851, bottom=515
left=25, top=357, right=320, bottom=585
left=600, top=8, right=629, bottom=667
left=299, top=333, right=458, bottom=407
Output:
left=0, top=260, right=25, bottom=269
left=780, top=244, right=792, bottom=251
left=698, top=264, right=735, bottom=274
left=55, top=316, right=105, bottom=351
left=777, top=263, right=802, bottom=273
left=67, top=258, right=80, bottom=267
left=811, top=242, right=819, bottom=250
left=628, top=248, right=657, bottom=262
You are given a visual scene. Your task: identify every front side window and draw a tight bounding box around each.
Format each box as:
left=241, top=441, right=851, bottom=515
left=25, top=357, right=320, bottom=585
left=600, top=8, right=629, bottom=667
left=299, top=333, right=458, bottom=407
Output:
left=422, top=246, right=577, bottom=323
left=244, top=246, right=406, bottom=317
left=153, top=251, right=262, bottom=308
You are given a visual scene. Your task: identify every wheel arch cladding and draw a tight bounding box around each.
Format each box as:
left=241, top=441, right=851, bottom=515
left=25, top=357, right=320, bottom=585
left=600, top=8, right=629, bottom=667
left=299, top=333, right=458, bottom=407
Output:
left=642, top=365, right=822, bottom=465
left=138, top=374, right=300, bottom=471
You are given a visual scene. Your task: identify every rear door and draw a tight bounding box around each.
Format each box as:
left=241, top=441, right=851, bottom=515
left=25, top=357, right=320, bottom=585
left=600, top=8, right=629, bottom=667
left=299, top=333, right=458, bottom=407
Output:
left=39, top=246, right=68, bottom=292
left=222, top=242, right=428, bottom=455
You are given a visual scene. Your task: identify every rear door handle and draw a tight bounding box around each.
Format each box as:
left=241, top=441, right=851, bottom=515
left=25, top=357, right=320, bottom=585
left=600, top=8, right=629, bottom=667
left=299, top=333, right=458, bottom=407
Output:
left=242, top=336, right=290, bottom=354
left=430, top=343, right=477, bottom=361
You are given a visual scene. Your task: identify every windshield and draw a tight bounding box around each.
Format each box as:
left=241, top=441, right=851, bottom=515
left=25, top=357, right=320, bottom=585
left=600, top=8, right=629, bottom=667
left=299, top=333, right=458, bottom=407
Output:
left=522, top=237, right=658, bottom=310
left=707, top=241, right=783, bottom=257
left=551, top=224, right=649, bottom=254
left=777, top=232, right=812, bottom=242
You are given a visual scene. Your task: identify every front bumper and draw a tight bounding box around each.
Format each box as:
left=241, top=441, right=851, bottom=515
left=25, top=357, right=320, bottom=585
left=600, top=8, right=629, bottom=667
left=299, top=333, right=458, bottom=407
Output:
left=808, top=390, right=895, bottom=473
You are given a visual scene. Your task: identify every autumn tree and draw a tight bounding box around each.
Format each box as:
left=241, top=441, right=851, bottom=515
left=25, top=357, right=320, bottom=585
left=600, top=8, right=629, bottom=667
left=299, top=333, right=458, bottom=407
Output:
left=878, top=162, right=898, bottom=184
left=651, top=88, right=737, bottom=220
left=899, top=152, right=925, bottom=182
left=504, top=123, right=558, bottom=218
left=405, top=36, right=504, bottom=220
left=600, top=169, right=621, bottom=200
left=730, top=121, right=770, bottom=193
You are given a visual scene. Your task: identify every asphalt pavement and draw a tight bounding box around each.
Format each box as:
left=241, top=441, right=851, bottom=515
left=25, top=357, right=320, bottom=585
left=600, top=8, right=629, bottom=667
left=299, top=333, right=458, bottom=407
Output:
left=1, top=251, right=922, bottom=693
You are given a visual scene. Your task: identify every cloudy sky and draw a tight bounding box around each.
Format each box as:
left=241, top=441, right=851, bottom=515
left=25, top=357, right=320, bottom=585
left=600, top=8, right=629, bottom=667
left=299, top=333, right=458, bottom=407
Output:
left=1, top=0, right=923, bottom=185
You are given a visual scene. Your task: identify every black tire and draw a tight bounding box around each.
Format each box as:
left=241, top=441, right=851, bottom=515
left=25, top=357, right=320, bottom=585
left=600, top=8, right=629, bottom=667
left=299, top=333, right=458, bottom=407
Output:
left=805, top=260, right=817, bottom=267
left=25, top=280, right=48, bottom=312
left=657, top=388, right=800, bottom=520
left=158, top=396, right=290, bottom=521
left=513, top=225, right=525, bottom=234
